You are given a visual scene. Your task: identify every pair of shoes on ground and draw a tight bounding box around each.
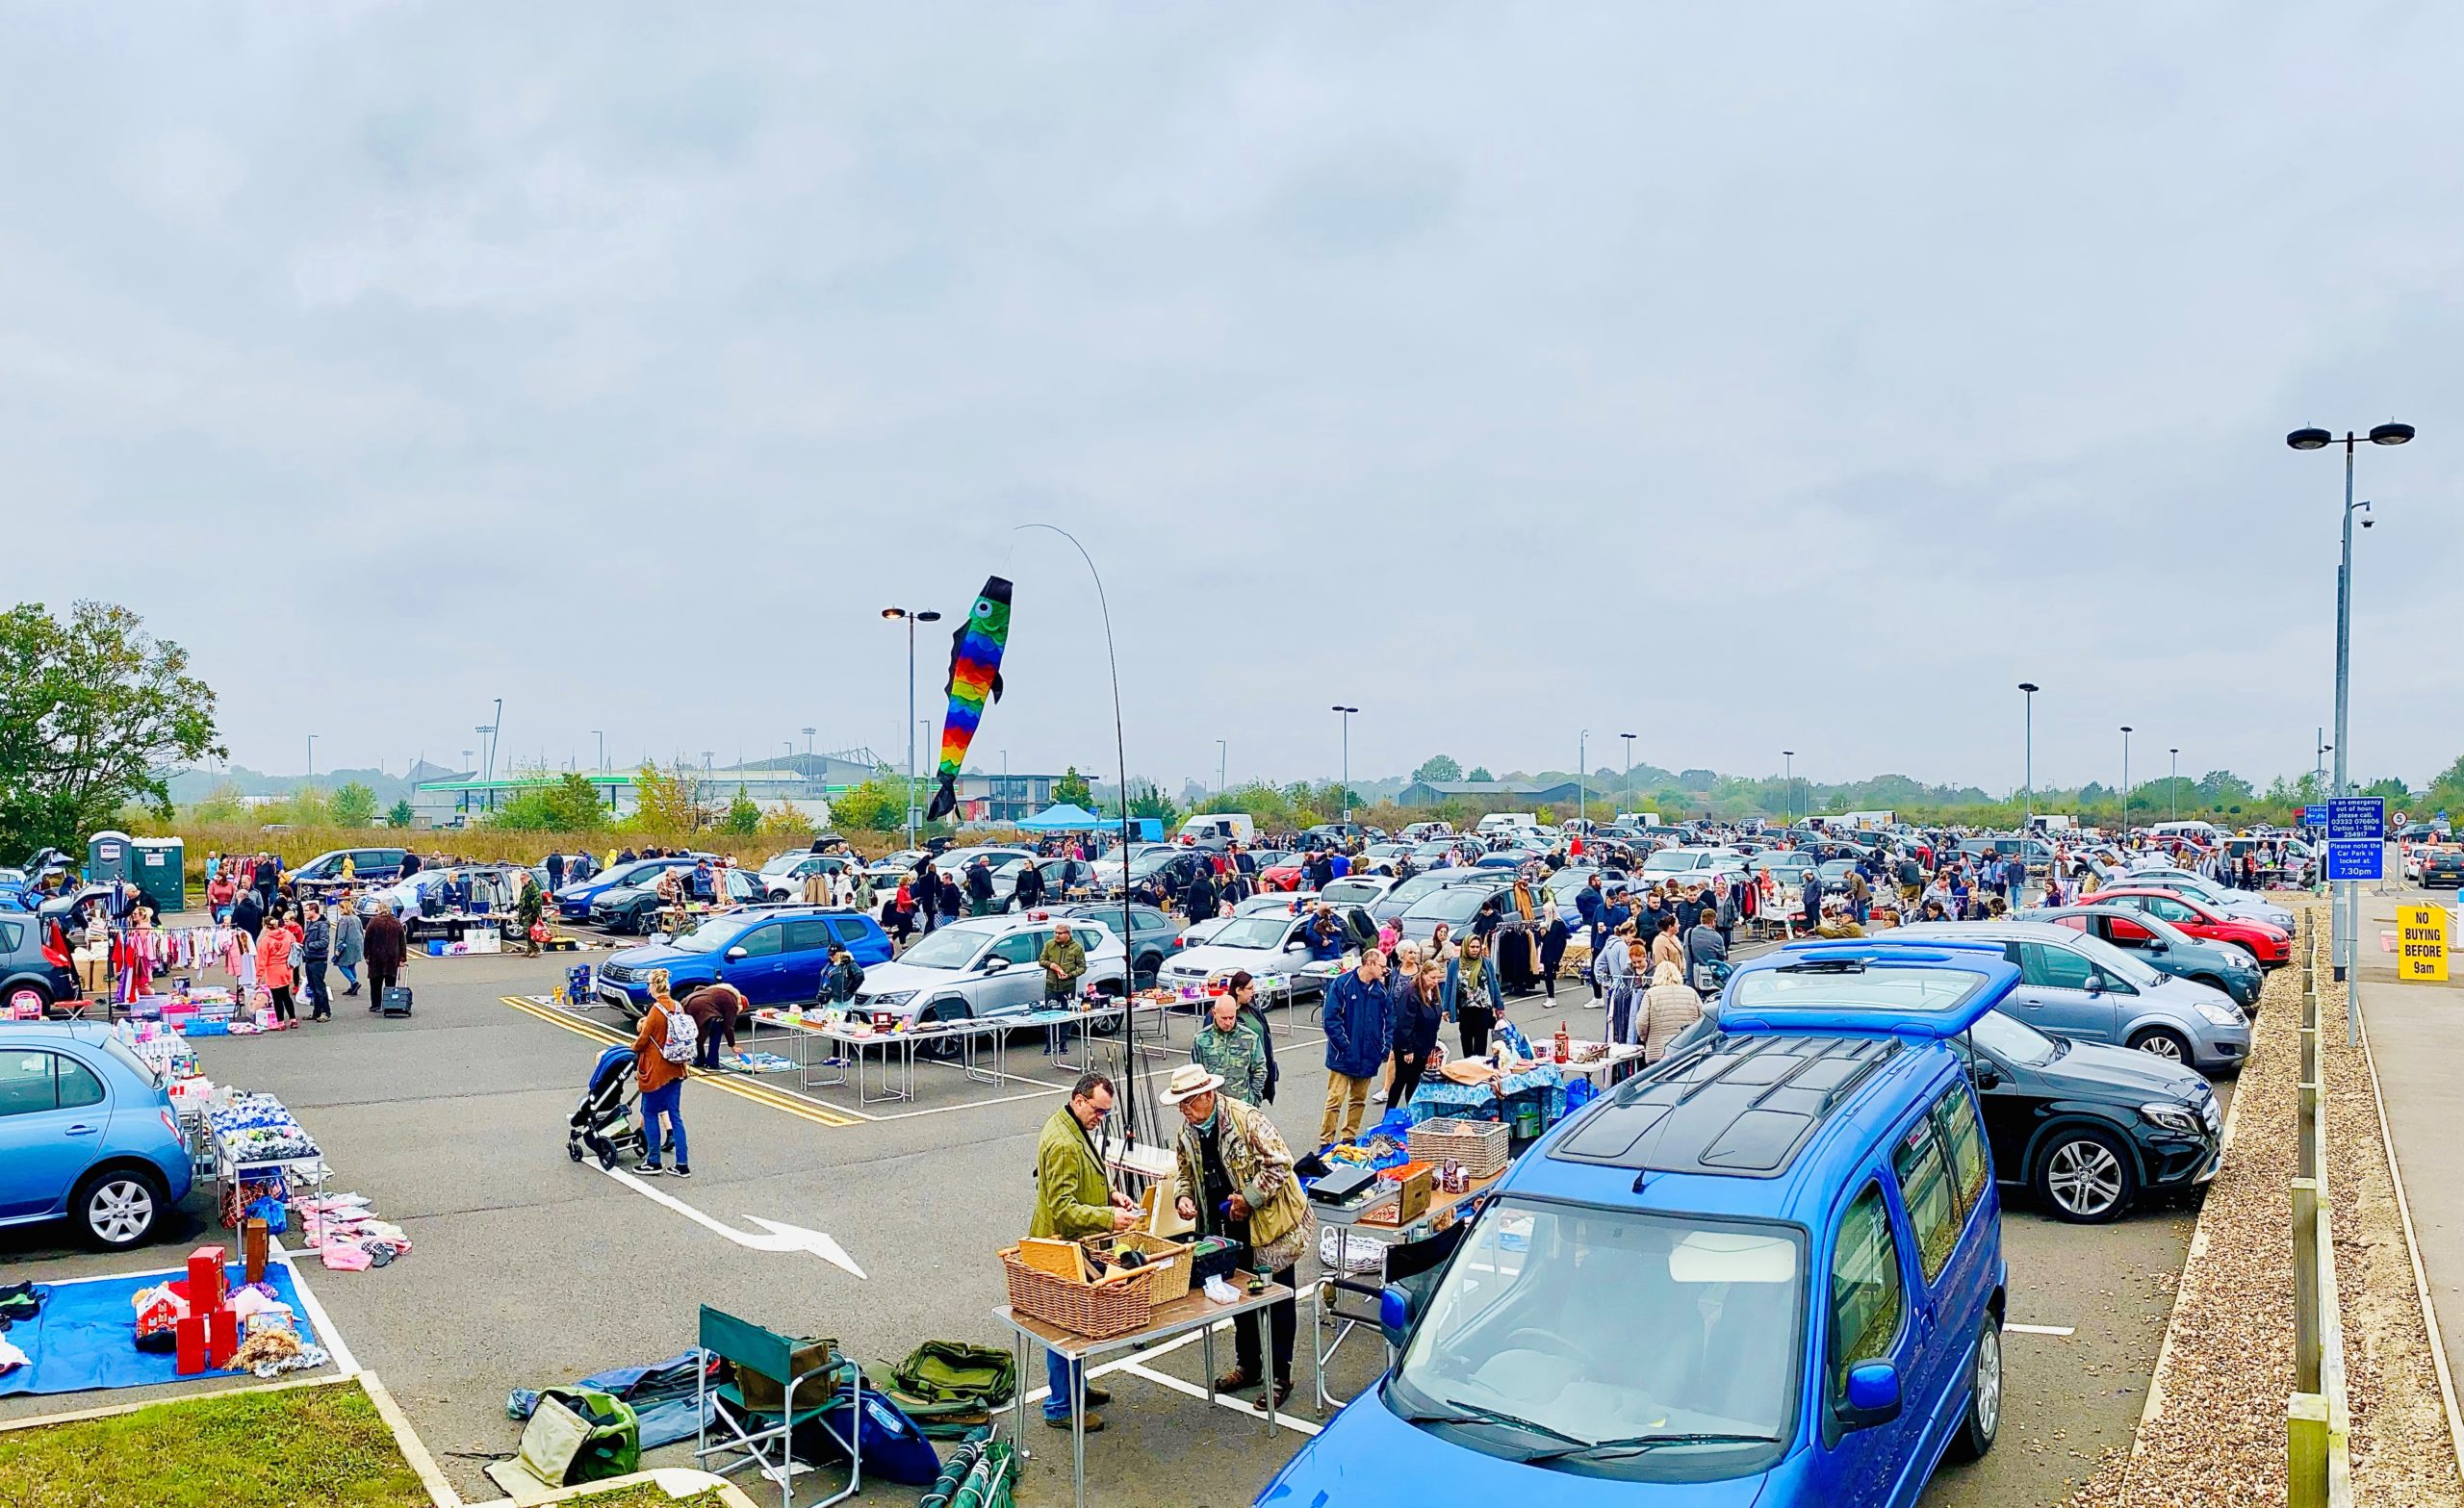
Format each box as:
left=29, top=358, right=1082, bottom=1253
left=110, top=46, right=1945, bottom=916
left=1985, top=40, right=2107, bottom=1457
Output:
left=636, top=1163, right=693, bottom=1179
left=1214, top=1368, right=1294, bottom=1411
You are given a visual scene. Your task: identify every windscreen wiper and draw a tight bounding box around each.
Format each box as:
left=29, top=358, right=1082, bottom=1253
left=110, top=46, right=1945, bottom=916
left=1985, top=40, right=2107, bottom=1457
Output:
left=1401, top=1399, right=1589, bottom=1448
left=1525, top=1430, right=1780, bottom=1463
left=1776, top=959, right=1866, bottom=975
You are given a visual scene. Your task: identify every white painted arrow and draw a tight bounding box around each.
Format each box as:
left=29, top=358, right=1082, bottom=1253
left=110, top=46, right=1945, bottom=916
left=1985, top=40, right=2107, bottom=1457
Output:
left=595, top=1163, right=866, bottom=1279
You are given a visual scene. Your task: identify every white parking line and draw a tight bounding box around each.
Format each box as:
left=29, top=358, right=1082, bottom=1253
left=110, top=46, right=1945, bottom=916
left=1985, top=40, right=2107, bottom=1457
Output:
left=271, top=1240, right=361, bottom=1377
left=2006, top=1323, right=2075, bottom=1337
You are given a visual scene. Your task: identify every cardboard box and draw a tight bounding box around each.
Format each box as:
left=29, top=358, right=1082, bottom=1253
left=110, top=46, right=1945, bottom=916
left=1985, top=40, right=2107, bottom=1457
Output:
left=1382, top=1162, right=1434, bottom=1224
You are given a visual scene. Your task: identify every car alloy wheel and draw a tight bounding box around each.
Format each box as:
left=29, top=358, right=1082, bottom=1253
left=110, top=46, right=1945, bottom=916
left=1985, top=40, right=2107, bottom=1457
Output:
left=2131, top=1029, right=2191, bottom=1064
left=2041, top=1135, right=2128, bottom=1220
left=1972, top=1319, right=2002, bottom=1438
left=85, top=1173, right=160, bottom=1248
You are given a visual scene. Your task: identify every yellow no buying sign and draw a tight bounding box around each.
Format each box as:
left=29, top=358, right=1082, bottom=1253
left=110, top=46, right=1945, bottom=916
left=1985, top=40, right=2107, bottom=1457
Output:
left=2398, top=905, right=2451, bottom=983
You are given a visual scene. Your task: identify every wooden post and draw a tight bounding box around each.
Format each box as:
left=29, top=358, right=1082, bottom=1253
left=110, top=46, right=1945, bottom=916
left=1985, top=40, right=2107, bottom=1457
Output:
left=2293, top=1178, right=2322, bottom=1391
left=2289, top=1393, right=2330, bottom=1508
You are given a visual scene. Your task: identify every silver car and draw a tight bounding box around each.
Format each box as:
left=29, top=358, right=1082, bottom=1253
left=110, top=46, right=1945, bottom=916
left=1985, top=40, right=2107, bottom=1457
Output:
left=1892, top=920, right=2251, bottom=1077
left=851, top=914, right=1128, bottom=1036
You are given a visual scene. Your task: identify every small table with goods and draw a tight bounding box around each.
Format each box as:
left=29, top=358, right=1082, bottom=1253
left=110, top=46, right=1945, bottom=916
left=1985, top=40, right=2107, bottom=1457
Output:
left=994, top=1231, right=1294, bottom=1508
left=1308, top=1115, right=1510, bottom=1416
left=205, top=1092, right=328, bottom=1240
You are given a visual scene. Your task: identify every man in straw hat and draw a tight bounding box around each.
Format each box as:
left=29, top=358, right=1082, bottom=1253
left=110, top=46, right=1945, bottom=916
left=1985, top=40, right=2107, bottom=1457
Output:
left=1163, top=1062, right=1315, bottom=1411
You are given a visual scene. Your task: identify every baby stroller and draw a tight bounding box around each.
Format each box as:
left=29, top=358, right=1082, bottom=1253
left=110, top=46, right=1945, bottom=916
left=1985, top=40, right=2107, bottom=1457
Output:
left=568, top=1045, right=645, bottom=1169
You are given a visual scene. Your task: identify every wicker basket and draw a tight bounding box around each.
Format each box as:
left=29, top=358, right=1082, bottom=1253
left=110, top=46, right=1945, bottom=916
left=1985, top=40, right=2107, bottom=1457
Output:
left=1409, top=1115, right=1512, bottom=1178
left=1087, top=1234, right=1193, bottom=1303
left=1000, top=1246, right=1159, bottom=1339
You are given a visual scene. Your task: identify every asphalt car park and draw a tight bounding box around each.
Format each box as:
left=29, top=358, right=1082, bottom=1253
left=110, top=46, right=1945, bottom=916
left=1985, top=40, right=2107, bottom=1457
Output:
left=0, top=933, right=2220, bottom=1506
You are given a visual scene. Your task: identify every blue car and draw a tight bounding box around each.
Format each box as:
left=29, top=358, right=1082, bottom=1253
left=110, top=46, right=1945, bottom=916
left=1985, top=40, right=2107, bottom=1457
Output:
left=1262, top=940, right=2010, bottom=1508
left=1, top=1023, right=194, bottom=1249
left=592, top=907, right=894, bottom=1022
left=557, top=856, right=704, bottom=922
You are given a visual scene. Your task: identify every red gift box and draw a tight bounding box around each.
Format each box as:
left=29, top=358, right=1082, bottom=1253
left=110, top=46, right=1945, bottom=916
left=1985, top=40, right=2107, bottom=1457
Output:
left=174, top=1315, right=208, bottom=1374
left=186, top=1247, right=228, bottom=1311
left=208, top=1307, right=239, bottom=1367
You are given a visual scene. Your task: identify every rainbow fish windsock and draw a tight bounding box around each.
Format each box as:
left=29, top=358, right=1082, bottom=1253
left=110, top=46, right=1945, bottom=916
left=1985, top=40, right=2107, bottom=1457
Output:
left=924, top=575, right=1013, bottom=821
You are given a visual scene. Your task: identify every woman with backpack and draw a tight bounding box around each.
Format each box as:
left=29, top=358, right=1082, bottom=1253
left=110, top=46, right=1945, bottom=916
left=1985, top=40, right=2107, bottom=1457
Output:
left=629, top=969, right=693, bottom=1178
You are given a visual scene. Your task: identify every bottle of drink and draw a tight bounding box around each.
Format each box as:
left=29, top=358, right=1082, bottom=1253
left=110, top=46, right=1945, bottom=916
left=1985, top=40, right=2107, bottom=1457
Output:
left=1554, top=1021, right=1571, bottom=1063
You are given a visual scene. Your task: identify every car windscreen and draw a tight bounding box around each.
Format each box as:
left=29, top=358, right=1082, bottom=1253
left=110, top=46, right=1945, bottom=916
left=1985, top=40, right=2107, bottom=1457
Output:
left=1728, top=963, right=1989, bottom=1016
left=1206, top=917, right=1293, bottom=951
left=2068, top=930, right=2167, bottom=988
left=897, top=928, right=990, bottom=969
left=1400, top=887, right=1500, bottom=927
left=1641, top=852, right=1698, bottom=873
left=1388, top=1199, right=1798, bottom=1480
left=1965, top=1007, right=2062, bottom=1066
left=1322, top=881, right=1384, bottom=905
left=662, top=917, right=740, bottom=954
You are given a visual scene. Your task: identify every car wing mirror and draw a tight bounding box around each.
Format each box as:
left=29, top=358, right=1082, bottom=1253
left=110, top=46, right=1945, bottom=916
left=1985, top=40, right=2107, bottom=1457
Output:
left=2084, top=973, right=2106, bottom=995
left=725, top=946, right=748, bottom=961
left=1838, top=1362, right=1903, bottom=1430
left=980, top=957, right=1010, bottom=972
left=1973, top=1061, right=2004, bottom=1089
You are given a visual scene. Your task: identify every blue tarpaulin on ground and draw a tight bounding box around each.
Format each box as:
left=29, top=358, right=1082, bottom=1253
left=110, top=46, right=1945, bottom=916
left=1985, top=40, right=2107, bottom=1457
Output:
left=0, top=1263, right=321, bottom=1397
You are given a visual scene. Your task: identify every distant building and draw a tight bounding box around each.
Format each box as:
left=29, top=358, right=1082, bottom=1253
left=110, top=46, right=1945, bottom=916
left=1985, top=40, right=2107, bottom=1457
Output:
left=1395, top=779, right=1589, bottom=809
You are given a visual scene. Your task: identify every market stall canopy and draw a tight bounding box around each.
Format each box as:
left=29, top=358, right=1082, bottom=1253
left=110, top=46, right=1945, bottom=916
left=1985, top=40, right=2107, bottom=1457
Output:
left=1014, top=803, right=1108, bottom=832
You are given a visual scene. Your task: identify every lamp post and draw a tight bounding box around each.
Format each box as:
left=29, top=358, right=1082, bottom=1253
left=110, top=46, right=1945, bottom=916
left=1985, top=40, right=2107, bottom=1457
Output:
left=1331, top=707, right=1359, bottom=822
left=1216, top=739, right=1227, bottom=798
left=1620, top=733, right=1636, bottom=820
left=801, top=727, right=816, bottom=763
left=2119, top=727, right=2133, bottom=844
left=2169, top=748, right=2180, bottom=825
left=592, top=729, right=605, bottom=774
left=2289, top=421, right=2413, bottom=1002
left=1783, top=751, right=1795, bottom=827
left=1578, top=729, right=1589, bottom=830
left=881, top=606, right=944, bottom=849
left=305, top=733, right=318, bottom=789
left=2017, top=683, right=2039, bottom=834
left=475, top=723, right=496, bottom=812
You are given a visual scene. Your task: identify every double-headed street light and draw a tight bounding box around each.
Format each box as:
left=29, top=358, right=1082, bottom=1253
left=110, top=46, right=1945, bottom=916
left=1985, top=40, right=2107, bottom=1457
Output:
left=1331, top=706, right=1360, bottom=820
left=2018, top=683, right=2039, bottom=833
left=2289, top=420, right=2414, bottom=1000
left=2170, top=748, right=2180, bottom=825
left=883, top=606, right=944, bottom=847
left=1620, top=732, right=1636, bottom=819
left=1783, top=751, right=1796, bottom=827
left=2119, top=727, right=2133, bottom=843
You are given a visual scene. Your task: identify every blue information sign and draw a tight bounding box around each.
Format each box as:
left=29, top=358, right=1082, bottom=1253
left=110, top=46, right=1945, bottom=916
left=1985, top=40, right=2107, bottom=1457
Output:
left=2325, top=839, right=2382, bottom=882
left=2301, top=804, right=2328, bottom=827
left=2325, top=797, right=2386, bottom=841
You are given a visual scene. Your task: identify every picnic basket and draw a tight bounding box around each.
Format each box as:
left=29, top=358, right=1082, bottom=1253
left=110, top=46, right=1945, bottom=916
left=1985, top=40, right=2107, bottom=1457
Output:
left=1086, top=1233, right=1193, bottom=1303
left=1408, top=1115, right=1512, bottom=1179
left=1000, top=1246, right=1160, bottom=1340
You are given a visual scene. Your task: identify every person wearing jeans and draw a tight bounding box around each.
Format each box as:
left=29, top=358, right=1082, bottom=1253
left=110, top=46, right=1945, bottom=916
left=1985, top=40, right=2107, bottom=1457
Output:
left=629, top=971, right=693, bottom=1178
left=300, top=902, right=333, bottom=1021
left=1031, top=1074, right=1138, bottom=1430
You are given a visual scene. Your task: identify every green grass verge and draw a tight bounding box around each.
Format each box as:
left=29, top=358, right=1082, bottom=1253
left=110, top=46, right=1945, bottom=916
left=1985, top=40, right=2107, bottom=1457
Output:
left=0, top=1381, right=430, bottom=1508
left=559, top=1487, right=728, bottom=1508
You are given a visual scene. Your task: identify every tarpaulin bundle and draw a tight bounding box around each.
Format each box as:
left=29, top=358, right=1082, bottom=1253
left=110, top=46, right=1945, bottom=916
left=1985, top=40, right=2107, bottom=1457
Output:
left=917, top=1435, right=1017, bottom=1508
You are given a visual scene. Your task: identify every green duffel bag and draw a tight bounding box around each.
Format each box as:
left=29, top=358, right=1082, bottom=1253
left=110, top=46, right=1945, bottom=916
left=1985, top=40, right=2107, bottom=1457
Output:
left=517, top=1386, right=641, bottom=1486
left=863, top=1342, right=1018, bottom=1438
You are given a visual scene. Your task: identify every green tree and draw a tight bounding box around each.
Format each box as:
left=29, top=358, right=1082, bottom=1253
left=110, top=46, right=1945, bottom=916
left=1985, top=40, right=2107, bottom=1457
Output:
left=1465, top=766, right=1494, bottom=783
left=1412, top=754, right=1462, bottom=783
left=829, top=778, right=908, bottom=832
left=1054, top=766, right=1094, bottom=807
left=189, top=782, right=248, bottom=824
left=1125, top=780, right=1179, bottom=827
left=496, top=773, right=612, bottom=831
left=626, top=762, right=706, bottom=832
left=386, top=799, right=416, bottom=830
left=722, top=784, right=762, bottom=834
left=329, top=781, right=378, bottom=828
left=0, top=601, right=224, bottom=855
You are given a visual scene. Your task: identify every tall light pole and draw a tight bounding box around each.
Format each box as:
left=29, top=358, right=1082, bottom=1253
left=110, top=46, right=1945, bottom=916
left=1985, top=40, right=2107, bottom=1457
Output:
left=2169, top=748, right=2180, bottom=825
left=801, top=727, right=816, bottom=763
left=2289, top=420, right=2413, bottom=1000
left=306, top=734, right=318, bottom=791
left=882, top=606, right=943, bottom=849
left=1331, top=707, right=1360, bottom=822
left=1578, top=728, right=1589, bottom=829
left=2017, top=683, right=2039, bottom=833
left=591, top=729, right=605, bottom=774
left=1216, top=739, right=1227, bottom=798
left=2119, top=727, right=2133, bottom=843
left=1620, top=733, right=1636, bottom=819
left=1783, top=751, right=1796, bottom=827
left=1001, top=748, right=1011, bottom=821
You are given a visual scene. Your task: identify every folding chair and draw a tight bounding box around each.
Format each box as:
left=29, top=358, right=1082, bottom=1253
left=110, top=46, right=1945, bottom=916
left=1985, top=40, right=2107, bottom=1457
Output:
left=694, top=1305, right=863, bottom=1508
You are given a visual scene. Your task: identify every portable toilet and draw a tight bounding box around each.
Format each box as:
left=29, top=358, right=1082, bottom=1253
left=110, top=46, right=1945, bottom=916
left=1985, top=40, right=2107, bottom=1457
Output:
left=131, top=836, right=188, bottom=915
left=86, top=830, right=135, bottom=888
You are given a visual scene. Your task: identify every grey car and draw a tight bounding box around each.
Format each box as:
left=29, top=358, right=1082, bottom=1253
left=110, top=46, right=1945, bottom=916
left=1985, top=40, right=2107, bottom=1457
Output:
left=1892, top=920, right=2251, bottom=1077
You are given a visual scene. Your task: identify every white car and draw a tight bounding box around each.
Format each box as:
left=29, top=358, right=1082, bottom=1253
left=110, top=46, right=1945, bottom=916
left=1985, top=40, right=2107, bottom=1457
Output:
left=757, top=852, right=858, bottom=901
left=1159, top=905, right=1379, bottom=994
left=1318, top=875, right=1399, bottom=908
left=852, top=914, right=1129, bottom=1038
left=1180, top=891, right=1318, bottom=948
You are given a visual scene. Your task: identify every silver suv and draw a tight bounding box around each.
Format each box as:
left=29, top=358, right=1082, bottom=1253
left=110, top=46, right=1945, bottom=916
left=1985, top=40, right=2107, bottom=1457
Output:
left=852, top=913, right=1129, bottom=1035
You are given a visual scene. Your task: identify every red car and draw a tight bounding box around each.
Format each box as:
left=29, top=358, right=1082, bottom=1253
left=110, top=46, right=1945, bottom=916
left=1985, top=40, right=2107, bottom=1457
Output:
left=1258, top=856, right=1307, bottom=892
left=2092, top=887, right=2293, bottom=967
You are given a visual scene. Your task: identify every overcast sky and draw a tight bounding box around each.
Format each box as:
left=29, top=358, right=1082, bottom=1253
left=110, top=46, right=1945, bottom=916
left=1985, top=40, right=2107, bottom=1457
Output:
left=6, top=4, right=2459, bottom=796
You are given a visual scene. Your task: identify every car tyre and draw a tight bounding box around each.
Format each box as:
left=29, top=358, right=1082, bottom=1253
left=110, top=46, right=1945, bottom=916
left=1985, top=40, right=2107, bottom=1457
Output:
left=2033, top=1127, right=2137, bottom=1223
left=1945, top=1315, right=2003, bottom=1461
left=2127, top=1027, right=2194, bottom=1067
left=916, top=1004, right=969, bottom=1060
left=74, top=1165, right=167, bottom=1250
left=1133, top=954, right=1161, bottom=988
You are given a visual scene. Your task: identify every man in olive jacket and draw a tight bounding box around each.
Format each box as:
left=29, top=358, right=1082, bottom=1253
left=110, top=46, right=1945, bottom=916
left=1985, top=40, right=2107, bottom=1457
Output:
left=1031, top=1072, right=1138, bottom=1430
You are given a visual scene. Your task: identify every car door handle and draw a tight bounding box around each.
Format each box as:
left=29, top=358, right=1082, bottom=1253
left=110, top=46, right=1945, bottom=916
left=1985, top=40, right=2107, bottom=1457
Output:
left=64, top=1124, right=99, bottom=1136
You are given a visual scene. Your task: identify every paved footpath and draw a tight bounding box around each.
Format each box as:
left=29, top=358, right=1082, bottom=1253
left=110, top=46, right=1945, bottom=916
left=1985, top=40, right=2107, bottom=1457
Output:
left=2354, top=884, right=2464, bottom=1403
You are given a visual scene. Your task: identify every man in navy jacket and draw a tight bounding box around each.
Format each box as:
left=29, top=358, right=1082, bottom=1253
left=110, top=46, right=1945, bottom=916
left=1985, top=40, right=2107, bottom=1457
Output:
left=1319, top=949, right=1390, bottom=1145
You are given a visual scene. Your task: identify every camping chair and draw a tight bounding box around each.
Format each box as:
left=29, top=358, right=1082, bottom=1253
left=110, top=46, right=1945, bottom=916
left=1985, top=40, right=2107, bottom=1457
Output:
left=694, top=1305, right=863, bottom=1508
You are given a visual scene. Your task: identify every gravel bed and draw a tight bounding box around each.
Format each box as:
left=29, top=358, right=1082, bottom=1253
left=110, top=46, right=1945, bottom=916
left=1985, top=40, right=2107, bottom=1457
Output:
left=2068, top=901, right=2463, bottom=1508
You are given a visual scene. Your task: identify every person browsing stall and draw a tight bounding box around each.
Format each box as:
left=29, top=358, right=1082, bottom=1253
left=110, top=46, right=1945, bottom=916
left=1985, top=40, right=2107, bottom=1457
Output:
left=1319, top=947, right=1389, bottom=1145
left=1192, top=990, right=1270, bottom=1106
left=1040, top=921, right=1089, bottom=1055
left=1031, top=1072, right=1139, bottom=1432
left=1165, top=1063, right=1312, bottom=1412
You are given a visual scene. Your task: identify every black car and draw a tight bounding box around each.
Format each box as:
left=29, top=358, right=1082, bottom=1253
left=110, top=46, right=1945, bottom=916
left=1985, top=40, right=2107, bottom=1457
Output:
left=0, top=911, right=81, bottom=1017
left=1672, top=997, right=2220, bottom=1223
left=2422, top=850, right=2464, bottom=889
left=590, top=868, right=763, bottom=933
left=1954, top=1006, right=2220, bottom=1222
left=1047, top=901, right=1180, bottom=986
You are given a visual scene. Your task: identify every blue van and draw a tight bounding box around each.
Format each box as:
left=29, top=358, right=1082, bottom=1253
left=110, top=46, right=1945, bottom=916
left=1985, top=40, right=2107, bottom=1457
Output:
left=592, top=907, right=893, bottom=1021
left=1259, top=942, right=2010, bottom=1508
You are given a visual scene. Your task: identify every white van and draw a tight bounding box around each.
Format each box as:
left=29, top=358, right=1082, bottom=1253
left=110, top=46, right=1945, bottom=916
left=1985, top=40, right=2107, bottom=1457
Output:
left=1476, top=812, right=1537, bottom=836
left=1176, top=813, right=1254, bottom=848
left=2148, top=820, right=2221, bottom=846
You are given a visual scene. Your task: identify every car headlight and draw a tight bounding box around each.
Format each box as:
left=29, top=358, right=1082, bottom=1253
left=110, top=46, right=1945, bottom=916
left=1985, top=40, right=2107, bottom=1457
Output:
left=867, top=990, right=915, bottom=1008
left=2141, top=1102, right=2206, bottom=1137
left=2194, top=1001, right=2243, bottom=1027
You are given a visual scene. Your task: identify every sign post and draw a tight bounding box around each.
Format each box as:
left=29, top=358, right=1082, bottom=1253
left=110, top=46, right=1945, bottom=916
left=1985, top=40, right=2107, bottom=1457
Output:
left=2397, top=904, right=2450, bottom=984
left=2324, top=798, right=2386, bottom=1041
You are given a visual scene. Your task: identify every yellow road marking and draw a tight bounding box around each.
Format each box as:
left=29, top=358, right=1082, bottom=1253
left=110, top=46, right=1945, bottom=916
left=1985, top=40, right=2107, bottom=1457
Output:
left=497, top=996, right=862, bottom=1128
